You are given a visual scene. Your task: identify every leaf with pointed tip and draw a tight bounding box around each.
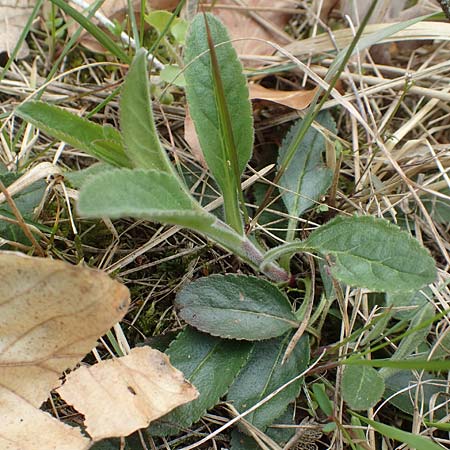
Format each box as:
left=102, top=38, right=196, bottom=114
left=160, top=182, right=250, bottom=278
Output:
left=149, top=327, right=252, bottom=436
left=176, top=274, right=298, bottom=340
left=185, top=13, right=253, bottom=231
left=16, top=102, right=131, bottom=168
left=227, top=335, right=309, bottom=431
left=278, top=111, right=336, bottom=217
left=120, top=49, right=174, bottom=172
left=77, top=168, right=215, bottom=230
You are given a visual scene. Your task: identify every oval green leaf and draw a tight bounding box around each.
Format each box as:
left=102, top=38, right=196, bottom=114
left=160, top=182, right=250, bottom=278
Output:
left=342, top=365, right=384, bottom=411
left=149, top=327, right=252, bottom=436
left=300, top=215, right=435, bottom=293
left=176, top=274, right=298, bottom=340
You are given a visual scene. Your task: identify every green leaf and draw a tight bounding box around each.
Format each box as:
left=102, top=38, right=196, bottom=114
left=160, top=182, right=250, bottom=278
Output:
left=352, top=413, right=445, bottom=450
left=227, top=335, right=309, bottom=431
left=150, top=328, right=252, bottom=436
left=145, top=10, right=176, bottom=33
left=386, top=288, right=430, bottom=320
left=65, top=163, right=114, bottom=189
left=171, top=20, right=188, bottom=44
left=342, top=365, right=384, bottom=410
left=176, top=274, right=298, bottom=340
left=184, top=13, right=253, bottom=232
left=312, top=383, right=333, bottom=416
left=344, top=358, right=450, bottom=371
left=422, top=189, right=450, bottom=224
left=265, top=216, right=436, bottom=293
left=120, top=49, right=174, bottom=172
left=16, top=101, right=131, bottom=168
left=77, top=168, right=215, bottom=230
left=278, top=111, right=335, bottom=217
left=230, top=407, right=297, bottom=450
left=160, top=65, right=186, bottom=87
left=0, top=173, right=47, bottom=243
left=305, top=216, right=437, bottom=292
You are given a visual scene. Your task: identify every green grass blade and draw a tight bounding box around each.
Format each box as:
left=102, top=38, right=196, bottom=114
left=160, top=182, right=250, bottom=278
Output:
left=352, top=413, right=445, bottom=450
left=49, top=0, right=131, bottom=63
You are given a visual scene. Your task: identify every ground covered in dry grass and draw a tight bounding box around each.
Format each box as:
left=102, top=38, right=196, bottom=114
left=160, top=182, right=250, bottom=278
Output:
left=1, top=1, right=450, bottom=449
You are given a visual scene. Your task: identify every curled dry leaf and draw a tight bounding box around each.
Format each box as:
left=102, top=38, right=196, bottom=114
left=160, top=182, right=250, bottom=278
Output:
left=249, top=84, right=317, bottom=110
left=0, top=0, right=35, bottom=58
left=0, top=252, right=130, bottom=449
left=58, top=346, right=199, bottom=441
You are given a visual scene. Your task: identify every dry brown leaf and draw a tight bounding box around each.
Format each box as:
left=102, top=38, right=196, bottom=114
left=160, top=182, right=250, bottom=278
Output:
left=207, top=0, right=294, bottom=64
left=70, top=0, right=179, bottom=52
left=2, top=389, right=91, bottom=450
left=58, top=346, right=199, bottom=441
left=0, top=252, right=130, bottom=448
left=0, top=0, right=35, bottom=58
left=249, top=84, right=317, bottom=110
left=184, top=106, right=207, bottom=168
left=0, top=252, right=130, bottom=408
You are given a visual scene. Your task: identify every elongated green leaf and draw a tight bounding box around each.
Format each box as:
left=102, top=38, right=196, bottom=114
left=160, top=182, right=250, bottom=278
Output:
left=342, top=365, right=384, bottom=411
left=0, top=172, right=47, bottom=243
left=352, top=413, right=445, bottom=450
left=312, top=383, right=333, bottom=416
left=176, top=274, right=298, bottom=340
left=227, top=335, right=309, bottom=431
left=278, top=111, right=335, bottom=217
left=77, top=168, right=215, bottom=230
left=264, top=216, right=436, bottom=293
left=16, top=102, right=131, bottom=168
left=185, top=14, right=253, bottom=231
left=120, top=49, right=173, bottom=172
left=150, top=327, right=252, bottom=436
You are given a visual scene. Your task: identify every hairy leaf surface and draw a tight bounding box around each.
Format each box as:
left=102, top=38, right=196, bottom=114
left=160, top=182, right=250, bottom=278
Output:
left=77, top=168, right=215, bottom=230
left=120, top=49, right=173, bottom=172
left=16, top=102, right=130, bottom=168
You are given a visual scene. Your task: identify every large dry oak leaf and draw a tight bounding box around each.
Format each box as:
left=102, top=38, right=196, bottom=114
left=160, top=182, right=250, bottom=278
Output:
left=0, top=252, right=130, bottom=408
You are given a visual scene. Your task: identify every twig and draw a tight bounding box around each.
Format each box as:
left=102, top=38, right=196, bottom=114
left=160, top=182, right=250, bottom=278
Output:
left=68, top=0, right=165, bottom=70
